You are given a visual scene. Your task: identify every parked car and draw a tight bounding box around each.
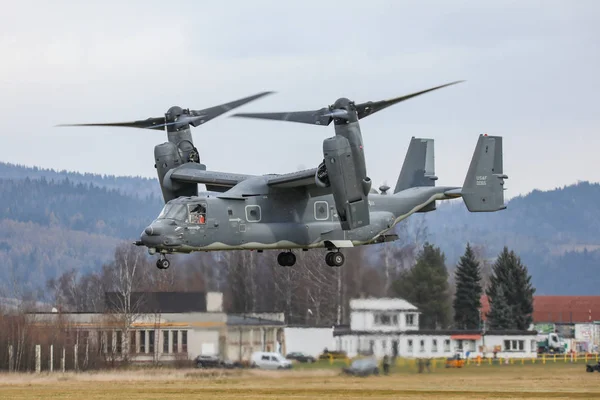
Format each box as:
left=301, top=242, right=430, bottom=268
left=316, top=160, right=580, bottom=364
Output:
left=195, top=355, right=240, bottom=369
left=250, top=351, right=293, bottom=369
left=341, top=357, right=379, bottom=377
left=286, top=352, right=316, bottom=363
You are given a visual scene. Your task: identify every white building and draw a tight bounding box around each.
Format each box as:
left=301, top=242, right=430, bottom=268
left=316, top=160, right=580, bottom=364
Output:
left=332, top=297, right=538, bottom=359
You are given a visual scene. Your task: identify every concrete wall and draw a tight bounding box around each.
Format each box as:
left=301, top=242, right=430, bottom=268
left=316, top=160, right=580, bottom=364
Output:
left=188, top=329, right=220, bottom=359
left=284, top=327, right=335, bottom=357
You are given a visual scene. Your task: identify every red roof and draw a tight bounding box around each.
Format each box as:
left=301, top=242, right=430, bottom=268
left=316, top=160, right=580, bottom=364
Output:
left=480, top=295, right=600, bottom=324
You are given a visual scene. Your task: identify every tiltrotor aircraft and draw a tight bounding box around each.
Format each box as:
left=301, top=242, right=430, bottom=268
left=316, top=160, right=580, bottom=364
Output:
left=60, top=81, right=508, bottom=270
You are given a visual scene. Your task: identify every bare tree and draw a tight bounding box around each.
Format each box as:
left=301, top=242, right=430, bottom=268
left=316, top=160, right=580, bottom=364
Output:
left=102, top=243, right=150, bottom=361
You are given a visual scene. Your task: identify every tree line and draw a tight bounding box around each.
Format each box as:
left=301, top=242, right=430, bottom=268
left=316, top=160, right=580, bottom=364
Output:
left=36, top=230, right=535, bottom=331
left=0, top=234, right=536, bottom=372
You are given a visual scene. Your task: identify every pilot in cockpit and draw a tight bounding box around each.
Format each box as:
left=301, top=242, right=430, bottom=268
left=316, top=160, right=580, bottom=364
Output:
left=189, top=204, right=206, bottom=224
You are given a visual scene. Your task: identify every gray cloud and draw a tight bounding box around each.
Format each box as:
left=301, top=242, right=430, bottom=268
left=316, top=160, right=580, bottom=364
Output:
left=0, top=0, right=598, bottom=198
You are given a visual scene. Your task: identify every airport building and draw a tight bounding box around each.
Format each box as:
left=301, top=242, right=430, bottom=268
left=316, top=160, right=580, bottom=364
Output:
left=481, top=295, right=600, bottom=353
left=26, top=291, right=286, bottom=364
left=285, top=297, right=539, bottom=359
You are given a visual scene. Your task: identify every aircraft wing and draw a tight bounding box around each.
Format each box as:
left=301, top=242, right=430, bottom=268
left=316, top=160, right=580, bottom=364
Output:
left=266, top=168, right=318, bottom=188
left=168, top=164, right=254, bottom=191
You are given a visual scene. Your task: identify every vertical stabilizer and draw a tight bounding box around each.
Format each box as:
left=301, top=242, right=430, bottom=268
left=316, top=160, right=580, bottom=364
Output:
left=394, top=137, right=437, bottom=193
left=460, top=134, right=507, bottom=212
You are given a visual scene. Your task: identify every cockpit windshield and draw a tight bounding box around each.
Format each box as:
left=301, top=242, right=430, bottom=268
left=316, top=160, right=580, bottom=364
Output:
left=157, top=204, right=188, bottom=221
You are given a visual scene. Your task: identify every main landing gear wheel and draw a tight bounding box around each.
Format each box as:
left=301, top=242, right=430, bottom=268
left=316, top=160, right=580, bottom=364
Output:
left=277, top=251, right=296, bottom=267
left=156, top=257, right=170, bottom=270
left=325, top=251, right=344, bottom=267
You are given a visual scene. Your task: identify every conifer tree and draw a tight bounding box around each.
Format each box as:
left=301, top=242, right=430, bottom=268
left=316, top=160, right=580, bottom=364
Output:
left=392, top=242, right=452, bottom=329
left=486, top=284, right=512, bottom=329
left=485, top=246, right=535, bottom=330
left=453, top=243, right=483, bottom=330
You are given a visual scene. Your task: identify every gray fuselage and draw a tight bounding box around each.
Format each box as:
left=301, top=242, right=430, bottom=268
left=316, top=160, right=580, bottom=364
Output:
left=139, top=183, right=456, bottom=254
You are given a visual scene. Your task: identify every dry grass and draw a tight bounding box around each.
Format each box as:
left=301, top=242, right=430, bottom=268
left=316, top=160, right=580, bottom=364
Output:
left=1, top=363, right=599, bottom=399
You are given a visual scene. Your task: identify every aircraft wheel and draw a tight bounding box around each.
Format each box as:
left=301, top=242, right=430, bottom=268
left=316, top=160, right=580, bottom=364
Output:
left=277, top=252, right=286, bottom=266
left=286, top=252, right=296, bottom=266
left=332, top=252, right=344, bottom=267
left=156, top=258, right=170, bottom=270
left=325, top=252, right=335, bottom=267
left=278, top=252, right=295, bottom=267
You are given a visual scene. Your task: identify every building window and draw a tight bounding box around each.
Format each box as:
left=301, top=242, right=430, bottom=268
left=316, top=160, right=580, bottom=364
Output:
left=116, top=331, right=122, bottom=354
left=139, top=331, right=146, bottom=353
left=405, top=314, right=415, bottom=327
left=173, top=330, right=179, bottom=353
left=420, top=339, right=425, bottom=352
left=107, top=331, right=113, bottom=353
left=408, top=339, right=413, bottom=352
left=163, top=331, right=169, bottom=353
left=182, top=331, right=188, bottom=353
left=530, top=340, right=536, bottom=352
left=130, top=331, right=136, bottom=354
left=432, top=339, right=438, bottom=352
left=149, top=330, right=155, bottom=353
left=504, top=339, right=525, bottom=351
left=374, top=313, right=395, bottom=326
left=444, top=339, right=450, bottom=352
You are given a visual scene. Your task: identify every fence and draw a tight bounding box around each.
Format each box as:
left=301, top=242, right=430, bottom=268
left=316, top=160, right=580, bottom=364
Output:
left=319, top=352, right=600, bottom=369
left=3, top=342, right=114, bottom=373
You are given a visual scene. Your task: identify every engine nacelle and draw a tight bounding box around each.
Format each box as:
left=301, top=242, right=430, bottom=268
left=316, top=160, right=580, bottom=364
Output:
left=154, top=142, right=198, bottom=202
left=322, top=136, right=371, bottom=230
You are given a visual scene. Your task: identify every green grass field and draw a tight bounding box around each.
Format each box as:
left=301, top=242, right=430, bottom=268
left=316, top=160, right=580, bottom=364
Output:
left=1, top=359, right=599, bottom=399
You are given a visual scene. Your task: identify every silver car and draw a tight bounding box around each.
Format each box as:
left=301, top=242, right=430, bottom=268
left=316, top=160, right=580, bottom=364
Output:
left=342, top=357, right=380, bottom=377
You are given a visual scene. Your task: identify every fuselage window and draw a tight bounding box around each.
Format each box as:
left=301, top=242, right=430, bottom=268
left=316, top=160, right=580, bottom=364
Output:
left=245, top=205, right=261, bottom=222
left=314, top=200, right=329, bottom=220
left=188, top=203, right=207, bottom=224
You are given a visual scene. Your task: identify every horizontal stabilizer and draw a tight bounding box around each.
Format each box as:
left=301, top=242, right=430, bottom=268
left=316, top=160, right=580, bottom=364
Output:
left=460, top=134, right=508, bottom=212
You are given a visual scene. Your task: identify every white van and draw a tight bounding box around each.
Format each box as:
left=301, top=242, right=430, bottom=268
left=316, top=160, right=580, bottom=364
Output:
left=250, top=351, right=292, bottom=369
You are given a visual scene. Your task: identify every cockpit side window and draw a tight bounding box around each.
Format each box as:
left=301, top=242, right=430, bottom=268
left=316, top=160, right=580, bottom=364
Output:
left=158, top=204, right=188, bottom=221
left=188, top=203, right=207, bottom=224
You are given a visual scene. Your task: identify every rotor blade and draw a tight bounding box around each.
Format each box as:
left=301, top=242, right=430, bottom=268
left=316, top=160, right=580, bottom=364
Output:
left=231, top=107, right=334, bottom=126
left=144, top=115, right=206, bottom=130
left=55, top=117, right=166, bottom=131
left=322, top=109, right=350, bottom=119
left=188, top=91, right=275, bottom=127
left=355, top=80, right=465, bottom=120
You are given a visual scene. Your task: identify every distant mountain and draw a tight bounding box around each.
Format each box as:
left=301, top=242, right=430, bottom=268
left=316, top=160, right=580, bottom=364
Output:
left=1, top=161, right=598, bottom=296
left=0, top=161, right=161, bottom=199
left=0, top=162, right=163, bottom=294
left=419, top=181, right=600, bottom=295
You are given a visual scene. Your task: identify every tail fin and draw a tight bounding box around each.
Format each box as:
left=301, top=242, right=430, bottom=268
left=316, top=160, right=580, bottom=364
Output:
left=394, top=137, right=438, bottom=193
left=460, top=134, right=508, bottom=212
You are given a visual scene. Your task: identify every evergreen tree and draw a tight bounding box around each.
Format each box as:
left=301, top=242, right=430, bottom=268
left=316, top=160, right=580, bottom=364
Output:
left=486, top=284, right=512, bottom=329
left=392, top=242, right=451, bottom=329
left=485, top=246, right=535, bottom=330
left=510, top=250, right=536, bottom=330
left=452, top=243, right=483, bottom=330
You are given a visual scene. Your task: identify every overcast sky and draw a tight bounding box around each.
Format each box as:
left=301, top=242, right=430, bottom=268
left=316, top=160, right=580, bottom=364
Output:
left=1, top=0, right=598, bottom=198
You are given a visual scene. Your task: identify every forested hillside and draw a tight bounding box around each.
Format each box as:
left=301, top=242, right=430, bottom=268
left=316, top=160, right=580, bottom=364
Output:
left=0, top=161, right=598, bottom=296
left=0, top=162, right=160, bottom=199
left=420, top=181, right=600, bottom=295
